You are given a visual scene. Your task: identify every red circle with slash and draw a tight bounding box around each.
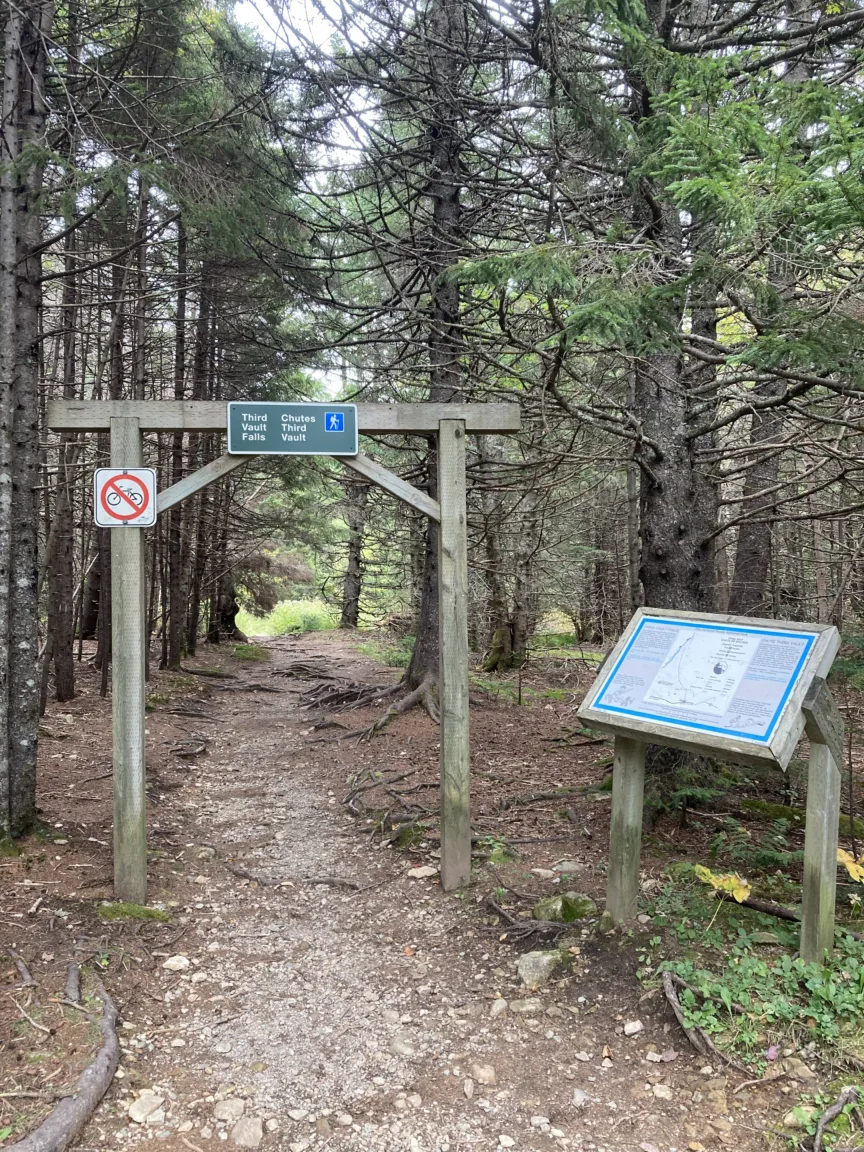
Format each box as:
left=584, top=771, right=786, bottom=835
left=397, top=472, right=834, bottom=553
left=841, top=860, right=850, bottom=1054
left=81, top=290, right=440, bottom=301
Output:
left=99, top=472, right=151, bottom=522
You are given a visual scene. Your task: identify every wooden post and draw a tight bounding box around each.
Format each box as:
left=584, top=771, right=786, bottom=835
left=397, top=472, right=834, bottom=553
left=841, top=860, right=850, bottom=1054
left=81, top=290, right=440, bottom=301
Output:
left=438, top=419, right=471, bottom=891
left=801, top=744, right=841, bottom=962
left=607, top=736, right=646, bottom=923
left=110, top=416, right=148, bottom=904
left=801, top=678, right=843, bottom=962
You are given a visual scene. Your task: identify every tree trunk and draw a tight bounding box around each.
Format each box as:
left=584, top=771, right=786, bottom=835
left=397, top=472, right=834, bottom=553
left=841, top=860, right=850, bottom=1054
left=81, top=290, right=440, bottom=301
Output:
left=0, top=1, right=20, bottom=834
left=727, top=392, right=783, bottom=616
left=403, top=0, right=466, bottom=690
left=636, top=353, right=716, bottom=612
left=339, top=479, right=368, bottom=629
left=8, top=0, right=53, bottom=834
left=167, top=216, right=186, bottom=668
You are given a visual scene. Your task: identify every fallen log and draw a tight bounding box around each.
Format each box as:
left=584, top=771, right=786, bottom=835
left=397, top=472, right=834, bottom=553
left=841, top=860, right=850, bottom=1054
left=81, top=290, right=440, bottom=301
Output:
left=10, top=975, right=119, bottom=1152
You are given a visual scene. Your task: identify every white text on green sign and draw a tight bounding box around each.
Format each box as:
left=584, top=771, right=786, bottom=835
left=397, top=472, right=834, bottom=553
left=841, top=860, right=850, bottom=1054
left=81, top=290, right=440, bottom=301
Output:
left=226, top=403, right=358, bottom=455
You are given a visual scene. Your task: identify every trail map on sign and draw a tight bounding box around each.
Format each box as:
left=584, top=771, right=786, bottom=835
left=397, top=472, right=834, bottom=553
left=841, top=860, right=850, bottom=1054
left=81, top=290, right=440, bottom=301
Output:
left=594, top=617, right=816, bottom=742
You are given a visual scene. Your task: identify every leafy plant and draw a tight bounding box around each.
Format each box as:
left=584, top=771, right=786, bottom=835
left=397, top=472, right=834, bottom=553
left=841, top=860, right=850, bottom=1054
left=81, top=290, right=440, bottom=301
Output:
left=839, top=849, right=864, bottom=883
left=694, top=864, right=751, bottom=903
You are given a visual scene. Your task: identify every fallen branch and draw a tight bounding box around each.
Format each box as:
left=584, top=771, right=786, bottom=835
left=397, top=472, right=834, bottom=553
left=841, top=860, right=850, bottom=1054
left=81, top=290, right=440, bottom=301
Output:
left=733, top=1070, right=788, bottom=1094
left=716, top=892, right=864, bottom=941
left=225, top=863, right=285, bottom=888
left=10, top=975, right=119, bottom=1152
left=8, top=948, right=34, bottom=987
left=63, top=965, right=80, bottom=1005
left=8, top=995, right=51, bottom=1035
left=304, top=876, right=360, bottom=890
left=661, top=971, right=749, bottom=1074
left=180, top=666, right=237, bottom=679
left=815, top=1086, right=860, bottom=1152
left=498, top=788, right=582, bottom=812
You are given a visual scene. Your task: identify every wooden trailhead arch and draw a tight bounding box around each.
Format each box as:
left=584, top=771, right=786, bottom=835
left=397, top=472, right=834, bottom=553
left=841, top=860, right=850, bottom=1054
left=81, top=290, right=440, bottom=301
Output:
left=47, top=401, right=521, bottom=905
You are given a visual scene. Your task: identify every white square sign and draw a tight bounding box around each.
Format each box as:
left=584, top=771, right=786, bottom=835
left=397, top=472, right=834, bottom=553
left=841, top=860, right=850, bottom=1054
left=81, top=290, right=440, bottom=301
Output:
left=94, top=468, right=157, bottom=527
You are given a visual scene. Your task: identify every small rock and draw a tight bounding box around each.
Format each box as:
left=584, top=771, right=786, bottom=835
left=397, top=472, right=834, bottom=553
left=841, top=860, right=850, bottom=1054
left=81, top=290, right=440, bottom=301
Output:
left=498, top=1137, right=515, bottom=1148
left=531, top=868, right=556, bottom=880
left=197, top=846, right=217, bottom=859
left=406, top=1094, right=422, bottom=1109
left=780, top=1057, right=816, bottom=1082
left=470, top=1063, right=497, bottom=1086
left=463, top=1079, right=474, bottom=1099
left=637, top=913, right=651, bottom=924
left=388, top=1035, right=416, bottom=1058
left=215, top=1041, right=232, bottom=1055
left=336, top=1113, right=353, bottom=1127
left=508, top=999, right=542, bottom=1015
left=652, top=1084, right=673, bottom=1101
left=162, top=955, right=190, bottom=973
left=598, top=910, right=616, bottom=933
left=383, top=1009, right=400, bottom=1024
left=490, top=998, right=508, bottom=1018
left=750, top=931, right=780, bottom=945
left=230, top=1117, right=263, bottom=1148
left=530, top=1116, right=549, bottom=1129
left=574, top=1051, right=591, bottom=1062
left=213, top=1100, right=245, bottom=1123
left=128, top=1092, right=166, bottom=1125
left=783, top=1105, right=818, bottom=1130
left=572, top=1089, right=590, bottom=1108
left=407, top=866, right=437, bottom=879
left=201, top=1127, right=213, bottom=1140
left=553, top=860, right=583, bottom=874
left=179, top=1122, right=194, bottom=1134
left=623, top=1020, right=643, bottom=1037
left=171, top=1038, right=186, bottom=1048
left=287, top=1110, right=308, bottom=1122
left=516, top=950, right=567, bottom=990
left=265, top=1120, right=279, bottom=1133
left=601, top=1058, right=613, bottom=1069
left=316, top=1118, right=331, bottom=1138
left=533, top=893, right=597, bottom=923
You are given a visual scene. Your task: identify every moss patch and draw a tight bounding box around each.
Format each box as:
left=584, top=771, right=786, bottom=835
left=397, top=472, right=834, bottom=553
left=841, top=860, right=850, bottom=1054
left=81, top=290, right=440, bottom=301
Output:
left=742, top=798, right=864, bottom=839
left=231, top=643, right=269, bottom=663
left=97, top=902, right=170, bottom=923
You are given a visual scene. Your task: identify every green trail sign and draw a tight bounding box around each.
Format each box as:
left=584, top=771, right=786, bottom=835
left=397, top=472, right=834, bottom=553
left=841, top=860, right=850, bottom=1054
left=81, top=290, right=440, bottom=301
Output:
left=226, top=402, right=358, bottom=455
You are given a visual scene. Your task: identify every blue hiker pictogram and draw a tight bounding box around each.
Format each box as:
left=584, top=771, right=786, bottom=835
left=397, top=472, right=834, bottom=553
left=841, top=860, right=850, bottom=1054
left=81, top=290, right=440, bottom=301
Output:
left=325, top=411, right=344, bottom=432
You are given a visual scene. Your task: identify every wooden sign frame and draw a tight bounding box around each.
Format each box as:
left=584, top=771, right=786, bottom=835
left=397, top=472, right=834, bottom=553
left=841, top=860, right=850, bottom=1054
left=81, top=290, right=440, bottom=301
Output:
left=579, top=608, right=840, bottom=769
left=578, top=608, right=844, bottom=964
left=47, top=400, right=521, bottom=907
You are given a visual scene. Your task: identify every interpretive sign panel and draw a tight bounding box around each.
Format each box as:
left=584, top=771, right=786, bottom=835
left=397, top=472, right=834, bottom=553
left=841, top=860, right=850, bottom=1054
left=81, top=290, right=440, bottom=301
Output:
left=226, top=402, right=358, bottom=455
left=578, top=609, right=840, bottom=768
left=94, top=468, right=157, bottom=527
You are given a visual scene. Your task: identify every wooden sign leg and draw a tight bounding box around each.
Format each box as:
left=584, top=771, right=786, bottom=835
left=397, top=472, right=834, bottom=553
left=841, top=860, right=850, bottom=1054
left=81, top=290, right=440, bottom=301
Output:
left=110, top=416, right=148, bottom=904
left=607, top=736, right=646, bottom=923
left=438, top=419, right=471, bottom=891
left=801, top=742, right=841, bottom=963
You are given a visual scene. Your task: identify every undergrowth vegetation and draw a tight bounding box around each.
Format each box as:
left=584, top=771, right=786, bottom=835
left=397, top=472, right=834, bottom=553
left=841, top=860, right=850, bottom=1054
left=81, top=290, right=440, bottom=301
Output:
left=640, top=870, right=864, bottom=1073
left=237, top=599, right=336, bottom=637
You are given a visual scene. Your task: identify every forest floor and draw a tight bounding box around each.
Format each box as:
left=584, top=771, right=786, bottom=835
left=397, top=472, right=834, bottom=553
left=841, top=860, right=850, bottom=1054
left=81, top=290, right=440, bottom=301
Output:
left=2, top=631, right=863, bottom=1152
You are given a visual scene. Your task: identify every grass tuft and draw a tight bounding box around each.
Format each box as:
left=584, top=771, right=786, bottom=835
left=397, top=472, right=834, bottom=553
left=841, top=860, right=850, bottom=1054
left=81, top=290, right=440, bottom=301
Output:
left=97, top=902, right=170, bottom=923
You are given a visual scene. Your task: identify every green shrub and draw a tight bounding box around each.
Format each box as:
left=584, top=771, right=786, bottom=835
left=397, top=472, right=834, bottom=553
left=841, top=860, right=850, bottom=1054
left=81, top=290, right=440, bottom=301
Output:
left=237, top=599, right=336, bottom=637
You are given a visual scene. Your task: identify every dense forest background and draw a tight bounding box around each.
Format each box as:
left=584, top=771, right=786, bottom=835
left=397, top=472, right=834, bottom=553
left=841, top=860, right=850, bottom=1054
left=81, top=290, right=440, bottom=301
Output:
left=1, top=0, right=864, bottom=834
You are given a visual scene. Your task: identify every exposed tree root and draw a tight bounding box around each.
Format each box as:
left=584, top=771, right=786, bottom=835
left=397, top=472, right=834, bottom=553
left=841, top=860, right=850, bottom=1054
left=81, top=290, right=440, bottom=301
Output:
left=301, top=680, right=403, bottom=713
left=662, top=972, right=749, bottom=1074
left=310, top=676, right=439, bottom=742
left=11, top=973, right=119, bottom=1152
left=815, top=1086, right=859, bottom=1152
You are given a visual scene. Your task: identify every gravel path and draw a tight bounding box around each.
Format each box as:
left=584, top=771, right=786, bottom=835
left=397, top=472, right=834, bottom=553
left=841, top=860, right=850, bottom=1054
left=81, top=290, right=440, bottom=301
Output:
left=98, top=636, right=782, bottom=1152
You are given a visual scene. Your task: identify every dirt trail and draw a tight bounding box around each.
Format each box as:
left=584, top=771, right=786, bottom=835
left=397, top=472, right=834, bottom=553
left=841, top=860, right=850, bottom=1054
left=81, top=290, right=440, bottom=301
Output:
left=6, top=633, right=795, bottom=1152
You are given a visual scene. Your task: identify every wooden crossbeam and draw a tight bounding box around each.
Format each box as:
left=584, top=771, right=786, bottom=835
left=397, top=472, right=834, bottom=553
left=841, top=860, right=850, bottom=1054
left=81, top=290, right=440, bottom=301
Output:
left=341, top=453, right=440, bottom=521
left=47, top=400, right=521, bottom=434
left=157, top=453, right=249, bottom=514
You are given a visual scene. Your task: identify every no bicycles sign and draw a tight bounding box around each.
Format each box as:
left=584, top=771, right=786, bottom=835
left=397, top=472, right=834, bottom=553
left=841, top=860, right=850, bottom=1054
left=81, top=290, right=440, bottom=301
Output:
left=94, top=468, right=157, bottom=527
